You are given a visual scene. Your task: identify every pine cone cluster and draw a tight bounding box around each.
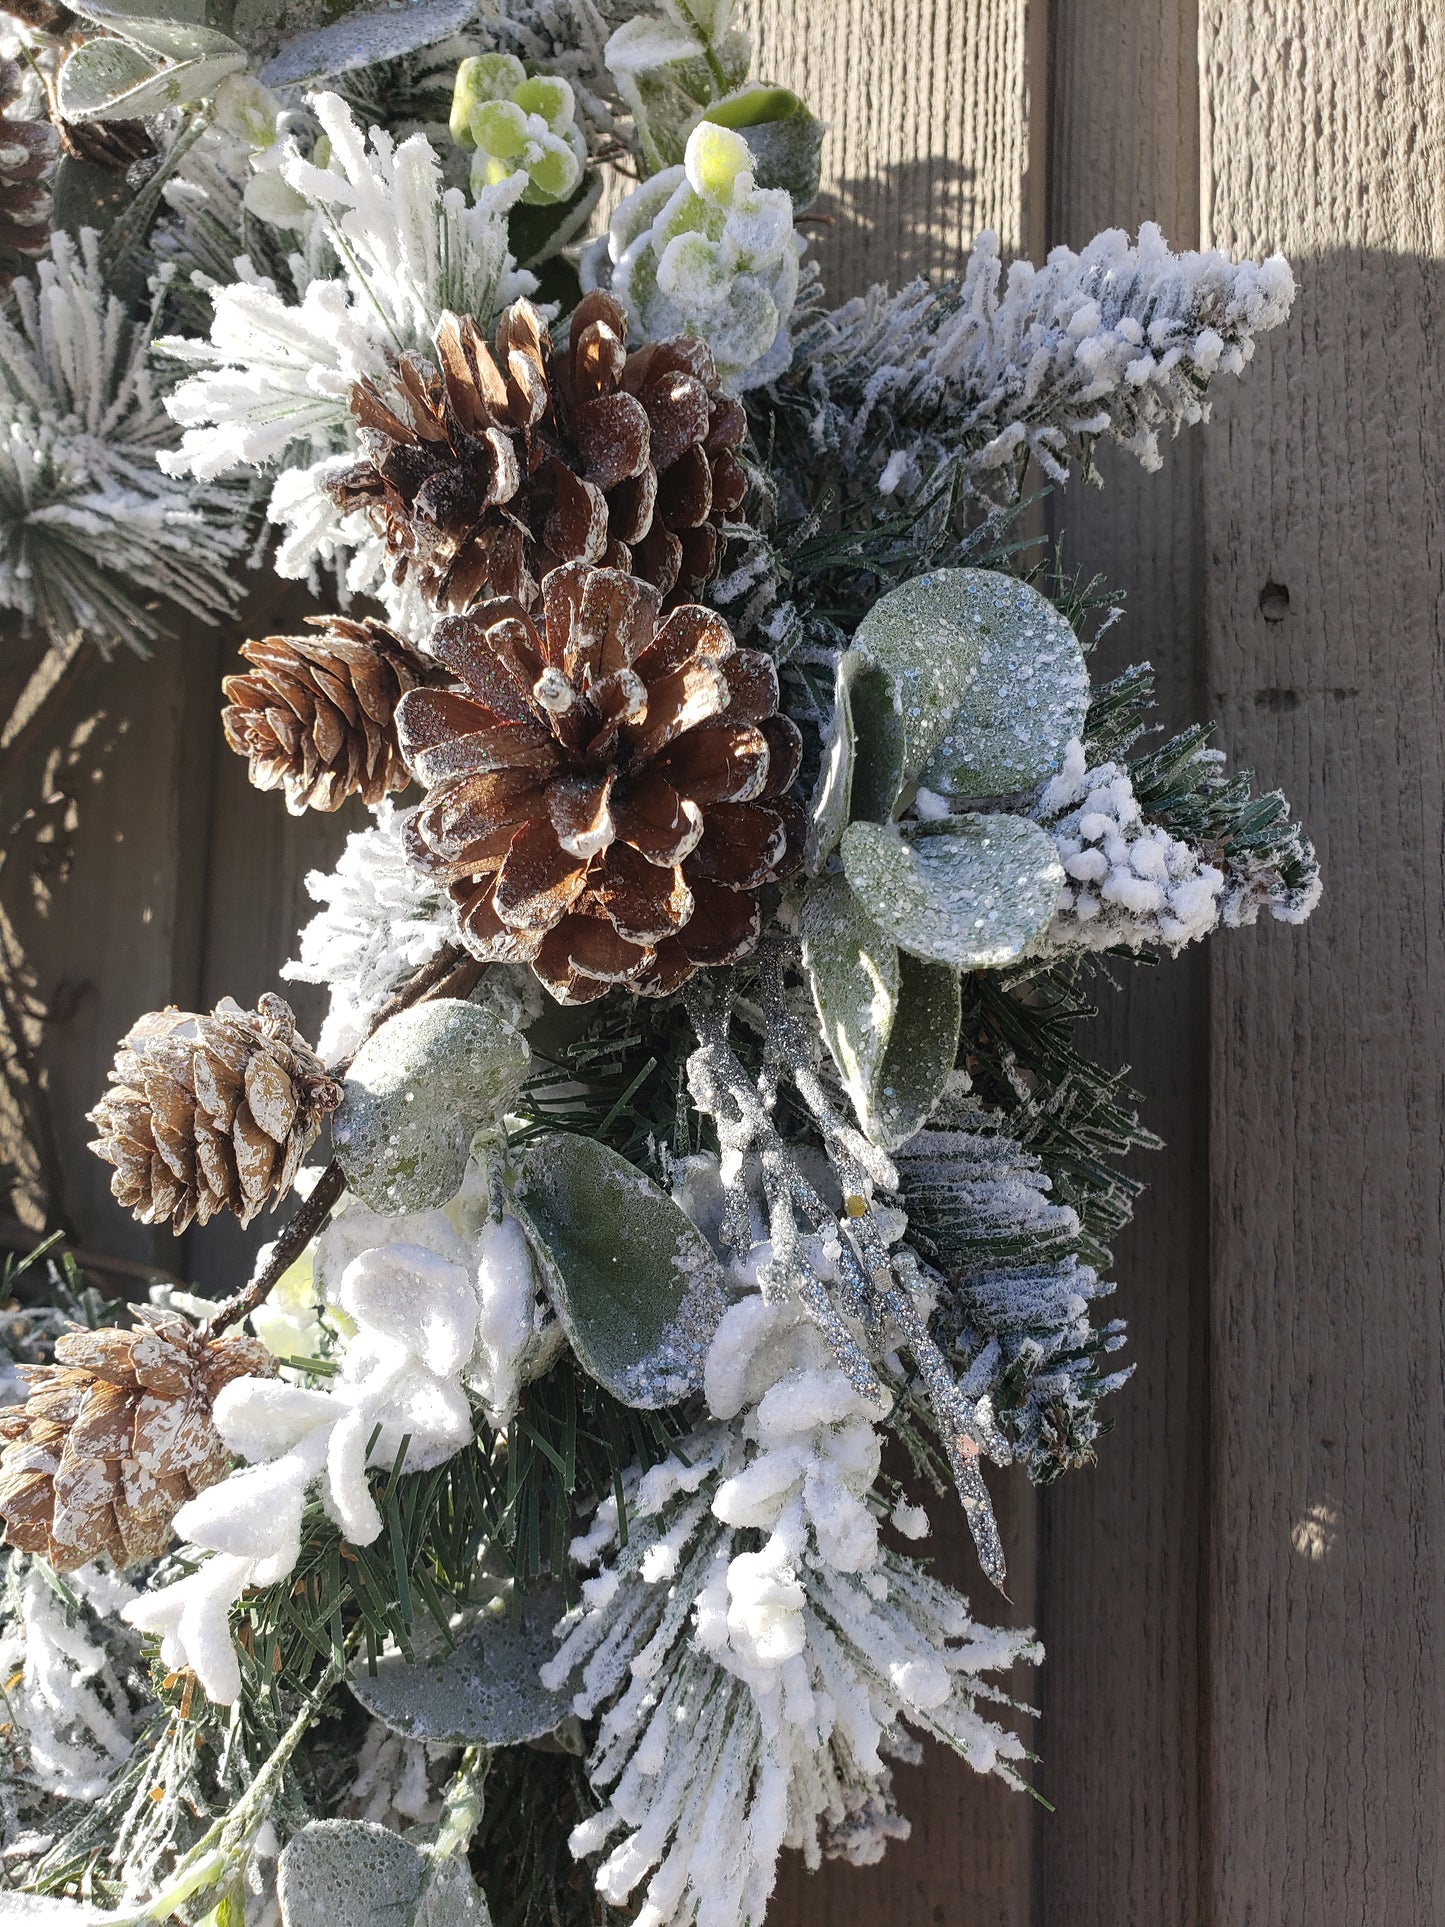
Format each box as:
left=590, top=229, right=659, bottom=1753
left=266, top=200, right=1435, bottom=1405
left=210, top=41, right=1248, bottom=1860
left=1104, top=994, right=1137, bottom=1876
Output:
left=0, top=56, right=58, bottom=295
left=221, top=614, right=436, bottom=814
left=395, top=559, right=803, bottom=1003
left=0, top=1310, right=273, bottom=1571
left=326, top=291, right=749, bottom=617
left=88, top=993, right=342, bottom=1232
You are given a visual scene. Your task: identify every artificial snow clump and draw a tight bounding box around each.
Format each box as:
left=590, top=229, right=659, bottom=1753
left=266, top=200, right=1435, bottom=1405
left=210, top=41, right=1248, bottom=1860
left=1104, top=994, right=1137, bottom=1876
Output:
left=542, top=1294, right=1038, bottom=1926
left=1037, top=738, right=1226, bottom=952
left=593, top=118, right=802, bottom=390
left=0, top=230, right=248, bottom=654
left=449, top=51, right=587, bottom=204
left=158, top=92, right=535, bottom=618
left=125, top=1237, right=485, bottom=1703
left=786, top=222, right=1296, bottom=503
left=281, top=801, right=460, bottom=1062
left=0, top=1558, right=142, bottom=1803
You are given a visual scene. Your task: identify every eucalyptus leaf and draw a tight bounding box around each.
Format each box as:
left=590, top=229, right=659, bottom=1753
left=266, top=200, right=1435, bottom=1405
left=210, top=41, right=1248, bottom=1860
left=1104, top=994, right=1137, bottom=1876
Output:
left=807, top=648, right=902, bottom=866
left=800, top=870, right=898, bottom=1124
left=801, top=874, right=959, bottom=1148
left=909, top=570, right=1090, bottom=798
left=260, top=0, right=479, bottom=87
left=278, top=1821, right=490, bottom=1927
left=333, top=999, right=529, bottom=1214
left=869, top=950, right=961, bottom=1149
left=703, top=84, right=825, bottom=209
left=58, top=36, right=245, bottom=118
left=841, top=815, right=1064, bottom=969
left=851, top=570, right=992, bottom=793
left=72, top=10, right=242, bottom=60
left=349, top=1589, right=571, bottom=1746
left=512, top=1134, right=726, bottom=1407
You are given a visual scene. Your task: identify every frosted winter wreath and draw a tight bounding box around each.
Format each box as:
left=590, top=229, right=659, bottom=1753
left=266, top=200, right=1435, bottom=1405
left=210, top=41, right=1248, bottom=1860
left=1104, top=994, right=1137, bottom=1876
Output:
left=0, top=3, right=1317, bottom=1922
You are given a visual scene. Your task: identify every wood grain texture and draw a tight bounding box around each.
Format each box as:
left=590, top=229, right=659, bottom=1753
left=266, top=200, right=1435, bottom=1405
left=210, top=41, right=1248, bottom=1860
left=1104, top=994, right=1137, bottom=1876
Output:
left=1199, top=4, right=1445, bottom=1920
left=1034, top=5, right=1208, bottom=1924
left=744, top=4, right=1041, bottom=1922
left=742, top=0, right=1038, bottom=289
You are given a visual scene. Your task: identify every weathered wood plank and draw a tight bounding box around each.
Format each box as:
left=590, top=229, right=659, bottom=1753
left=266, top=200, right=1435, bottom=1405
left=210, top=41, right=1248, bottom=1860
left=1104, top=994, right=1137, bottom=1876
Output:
left=1034, top=4, right=1208, bottom=1923
left=745, top=4, right=1041, bottom=1922
left=0, top=629, right=221, bottom=1262
left=743, top=0, right=1037, bottom=290
left=1199, top=4, right=1445, bottom=1919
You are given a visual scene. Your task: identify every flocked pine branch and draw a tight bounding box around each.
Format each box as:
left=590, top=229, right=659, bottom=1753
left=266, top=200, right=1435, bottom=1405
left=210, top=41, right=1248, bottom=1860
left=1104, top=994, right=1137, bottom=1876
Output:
left=775, top=223, right=1295, bottom=507
left=0, top=230, right=249, bottom=655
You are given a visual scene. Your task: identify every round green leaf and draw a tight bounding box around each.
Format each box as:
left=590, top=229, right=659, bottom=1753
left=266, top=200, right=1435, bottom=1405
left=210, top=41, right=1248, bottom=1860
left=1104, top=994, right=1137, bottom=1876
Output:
left=333, top=998, right=529, bottom=1214
left=704, top=85, right=825, bottom=209
left=279, top=1820, right=490, bottom=1927
left=74, top=10, right=242, bottom=61
left=841, top=814, right=1064, bottom=969
left=260, top=0, right=478, bottom=86
left=912, top=570, right=1089, bottom=798
left=58, top=37, right=246, bottom=118
left=512, top=1134, right=726, bottom=1407
left=349, top=1588, right=571, bottom=1747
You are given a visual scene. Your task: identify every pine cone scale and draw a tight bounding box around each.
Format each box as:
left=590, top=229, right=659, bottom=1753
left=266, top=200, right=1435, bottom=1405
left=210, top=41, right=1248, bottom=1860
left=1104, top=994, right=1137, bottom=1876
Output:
left=396, top=561, right=802, bottom=1002
left=330, top=294, right=747, bottom=617
left=89, top=994, right=339, bottom=1232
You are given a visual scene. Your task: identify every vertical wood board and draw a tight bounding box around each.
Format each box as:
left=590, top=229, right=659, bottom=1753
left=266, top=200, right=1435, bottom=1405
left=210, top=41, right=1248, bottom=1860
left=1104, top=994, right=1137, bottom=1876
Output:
left=1199, top=4, right=1445, bottom=1920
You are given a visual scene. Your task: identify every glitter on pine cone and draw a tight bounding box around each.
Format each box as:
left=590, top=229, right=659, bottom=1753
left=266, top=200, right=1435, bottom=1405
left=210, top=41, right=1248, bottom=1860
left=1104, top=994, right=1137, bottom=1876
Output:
left=325, top=291, right=749, bottom=616
left=221, top=614, right=435, bottom=814
left=0, top=1310, right=273, bottom=1572
left=88, top=993, right=342, bottom=1232
left=394, top=559, right=804, bottom=1003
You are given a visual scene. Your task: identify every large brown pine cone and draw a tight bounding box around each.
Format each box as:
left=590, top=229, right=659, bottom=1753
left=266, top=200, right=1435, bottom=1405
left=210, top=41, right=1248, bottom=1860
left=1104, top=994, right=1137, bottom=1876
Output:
left=325, top=292, right=750, bottom=617
left=0, top=57, right=58, bottom=293
left=394, top=559, right=804, bottom=1004
left=88, top=993, right=342, bottom=1233
left=221, top=615, right=435, bottom=814
left=0, top=1310, right=273, bottom=1571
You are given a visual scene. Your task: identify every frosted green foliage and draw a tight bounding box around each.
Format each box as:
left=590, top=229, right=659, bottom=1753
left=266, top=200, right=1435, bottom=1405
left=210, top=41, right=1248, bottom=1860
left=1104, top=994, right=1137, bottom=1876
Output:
left=604, top=1, right=751, bottom=173
left=258, top=0, right=480, bottom=89
left=800, top=873, right=960, bottom=1151
left=0, top=229, right=247, bottom=654
left=841, top=816, right=1064, bottom=970
left=511, top=1132, right=727, bottom=1407
left=597, top=118, right=801, bottom=391
left=896, top=1120, right=1132, bottom=1482
left=449, top=51, right=587, bottom=205
left=702, top=84, right=824, bottom=211
left=808, top=569, right=1086, bottom=866
left=57, top=19, right=246, bottom=122
left=279, top=1818, right=491, bottom=1927
left=779, top=224, right=1296, bottom=508
left=897, top=571, right=1090, bottom=798
left=334, top=999, right=530, bottom=1213
left=350, top=1588, right=572, bottom=1745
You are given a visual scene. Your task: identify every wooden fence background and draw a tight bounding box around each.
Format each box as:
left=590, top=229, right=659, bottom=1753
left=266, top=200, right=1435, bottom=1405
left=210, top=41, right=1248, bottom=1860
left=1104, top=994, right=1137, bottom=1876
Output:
left=2, top=2, right=1441, bottom=1920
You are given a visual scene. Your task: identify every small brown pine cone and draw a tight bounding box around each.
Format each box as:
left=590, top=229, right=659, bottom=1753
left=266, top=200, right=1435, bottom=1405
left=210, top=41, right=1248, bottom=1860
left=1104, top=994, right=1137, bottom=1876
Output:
left=394, top=559, right=804, bottom=1004
left=0, top=57, right=58, bottom=292
left=57, top=116, right=157, bottom=171
left=325, top=291, right=749, bottom=618
left=221, top=615, right=436, bottom=814
left=88, top=992, right=342, bottom=1233
left=0, top=1310, right=274, bottom=1572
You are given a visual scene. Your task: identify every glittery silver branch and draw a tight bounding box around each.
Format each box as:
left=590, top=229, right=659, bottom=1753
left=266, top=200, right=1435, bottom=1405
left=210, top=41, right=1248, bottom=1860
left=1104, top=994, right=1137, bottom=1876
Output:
left=684, top=942, right=1010, bottom=1589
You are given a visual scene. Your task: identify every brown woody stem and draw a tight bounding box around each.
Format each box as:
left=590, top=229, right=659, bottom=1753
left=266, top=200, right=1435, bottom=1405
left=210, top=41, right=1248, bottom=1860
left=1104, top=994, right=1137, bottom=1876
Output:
left=205, top=940, right=482, bottom=1336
